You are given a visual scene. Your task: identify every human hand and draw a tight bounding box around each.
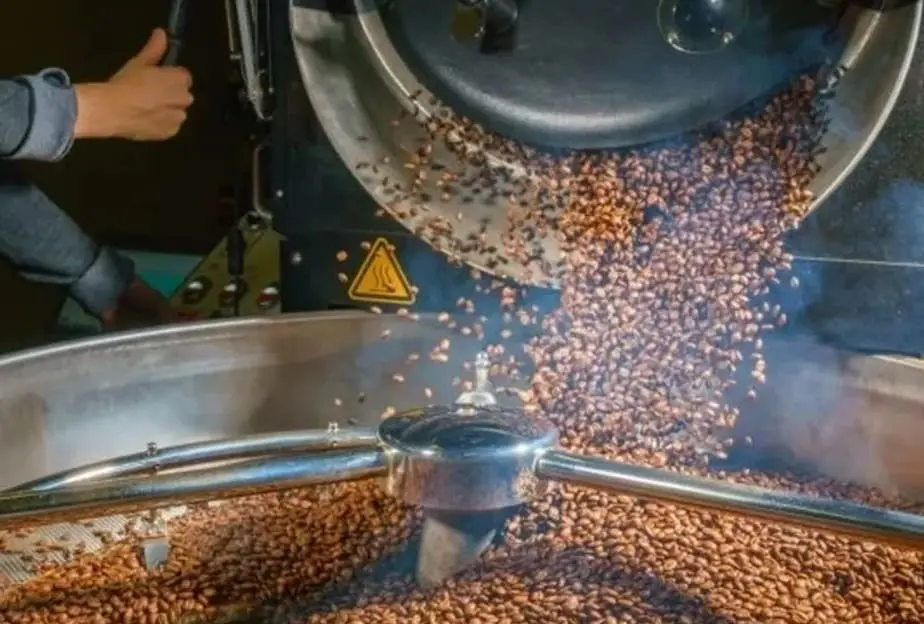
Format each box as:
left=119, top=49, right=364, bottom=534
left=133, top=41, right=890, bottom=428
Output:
left=74, top=29, right=193, bottom=141
left=101, top=277, right=182, bottom=331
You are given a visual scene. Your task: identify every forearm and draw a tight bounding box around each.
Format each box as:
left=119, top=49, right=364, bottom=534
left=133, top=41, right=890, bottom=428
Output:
left=0, top=69, right=82, bottom=162
left=73, top=83, right=121, bottom=140
left=0, top=164, right=135, bottom=316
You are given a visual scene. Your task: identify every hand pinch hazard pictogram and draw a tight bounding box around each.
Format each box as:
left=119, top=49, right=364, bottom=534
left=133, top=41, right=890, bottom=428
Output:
left=348, top=238, right=416, bottom=305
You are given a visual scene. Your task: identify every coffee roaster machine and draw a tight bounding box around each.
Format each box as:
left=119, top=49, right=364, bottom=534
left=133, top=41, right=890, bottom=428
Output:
left=4, top=0, right=924, bottom=616
left=178, top=0, right=924, bottom=356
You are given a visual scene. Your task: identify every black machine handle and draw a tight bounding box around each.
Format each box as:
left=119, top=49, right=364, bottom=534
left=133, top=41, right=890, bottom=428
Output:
left=454, top=0, right=519, bottom=54
left=162, top=0, right=189, bottom=66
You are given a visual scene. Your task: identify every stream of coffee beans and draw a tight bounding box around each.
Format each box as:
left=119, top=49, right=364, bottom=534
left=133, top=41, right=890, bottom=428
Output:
left=2, top=75, right=924, bottom=623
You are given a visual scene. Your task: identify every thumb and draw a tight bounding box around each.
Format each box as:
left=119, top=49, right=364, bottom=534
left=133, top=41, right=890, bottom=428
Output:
left=130, top=29, right=168, bottom=67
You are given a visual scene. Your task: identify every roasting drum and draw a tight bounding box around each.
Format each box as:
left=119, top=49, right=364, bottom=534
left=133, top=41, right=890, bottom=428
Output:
left=291, top=2, right=920, bottom=287
left=1, top=312, right=924, bottom=591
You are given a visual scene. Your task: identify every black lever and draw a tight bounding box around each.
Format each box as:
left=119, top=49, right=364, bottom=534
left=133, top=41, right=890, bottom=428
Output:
left=480, top=0, right=519, bottom=53
left=455, top=0, right=520, bottom=54
left=162, top=0, right=189, bottom=66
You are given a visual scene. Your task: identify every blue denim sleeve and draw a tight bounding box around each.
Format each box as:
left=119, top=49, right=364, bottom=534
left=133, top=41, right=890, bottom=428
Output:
left=0, top=164, right=136, bottom=317
left=0, top=69, right=77, bottom=162
left=0, top=71, right=135, bottom=316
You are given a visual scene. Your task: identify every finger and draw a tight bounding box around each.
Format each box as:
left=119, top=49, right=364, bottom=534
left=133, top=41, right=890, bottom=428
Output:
left=131, top=29, right=169, bottom=67
left=164, top=110, right=188, bottom=137
left=172, top=91, right=195, bottom=109
left=162, top=84, right=194, bottom=109
left=173, top=66, right=193, bottom=89
left=159, top=66, right=193, bottom=90
left=143, top=111, right=188, bottom=141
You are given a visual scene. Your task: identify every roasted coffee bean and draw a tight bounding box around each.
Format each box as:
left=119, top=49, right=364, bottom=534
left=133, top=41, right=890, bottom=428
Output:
left=0, top=483, right=418, bottom=623
left=4, top=74, right=924, bottom=623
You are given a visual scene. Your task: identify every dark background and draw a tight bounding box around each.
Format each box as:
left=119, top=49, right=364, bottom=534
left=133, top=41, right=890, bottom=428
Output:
left=0, top=0, right=231, bottom=350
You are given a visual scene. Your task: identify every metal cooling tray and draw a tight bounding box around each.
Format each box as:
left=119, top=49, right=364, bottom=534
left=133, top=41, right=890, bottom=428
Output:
left=2, top=313, right=924, bottom=585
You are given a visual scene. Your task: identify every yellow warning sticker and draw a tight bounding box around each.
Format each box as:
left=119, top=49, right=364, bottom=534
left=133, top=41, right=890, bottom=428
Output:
left=348, top=238, right=416, bottom=305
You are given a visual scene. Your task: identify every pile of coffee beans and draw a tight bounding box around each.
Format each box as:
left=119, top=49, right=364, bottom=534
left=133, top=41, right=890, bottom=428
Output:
left=3, top=73, right=924, bottom=623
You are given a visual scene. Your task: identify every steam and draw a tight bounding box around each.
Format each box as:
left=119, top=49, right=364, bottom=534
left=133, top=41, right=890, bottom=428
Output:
left=743, top=336, right=904, bottom=496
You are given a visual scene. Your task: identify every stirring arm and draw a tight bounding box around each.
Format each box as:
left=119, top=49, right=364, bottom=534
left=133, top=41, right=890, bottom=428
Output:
left=11, top=427, right=379, bottom=492
left=0, top=449, right=385, bottom=532
left=536, top=450, right=924, bottom=550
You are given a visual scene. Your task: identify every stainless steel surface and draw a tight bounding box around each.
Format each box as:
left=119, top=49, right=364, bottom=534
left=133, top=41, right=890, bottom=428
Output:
left=658, top=0, right=750, bottom=54
left=16, top=396, right=921, bottom=586
left=141, top=536, right=171, bottom=571
left=230, top=0, right=268, bottom=120
left=0, top=313, right=500, bottom=493
left=406, top=354, right=510, bottom=589
left=0, top=313, right=922, bottom=493
left=386, top=392, right=924, bottom=554
left=12, top=427, right=378, bottom=492
left=537, top=450, right=924, bottom=550
left=379, top=405, right=556, bottom=510
left=389, top=398, right=924, bottom=584
left=0, top=312, right=504, bottom=582
left=140, top=510, right=171, bottom=571
left=2, top=313, right=924, bottom=584
left=0, top=449, right=384, bottom=532
left=0, top=314, right=921, bottom=491
left=290, top=2, right=920, bottom=287
left=454, top=351, right=498, bottom=407
left=416, top=512, right=497, bottom=589
left=379, top=405, right=924, bottom=555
